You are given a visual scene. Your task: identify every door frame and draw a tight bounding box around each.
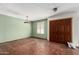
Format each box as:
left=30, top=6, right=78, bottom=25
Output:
left=47, top=17, right=72, bottom=43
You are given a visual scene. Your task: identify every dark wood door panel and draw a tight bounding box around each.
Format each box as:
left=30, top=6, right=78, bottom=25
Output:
left=49, top=18, right=72, bottom=44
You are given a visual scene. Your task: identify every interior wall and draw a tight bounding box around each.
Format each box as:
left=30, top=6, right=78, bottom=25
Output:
left=0, top=14, right=31, bottom=43
left=72, top=14, right=79, bottom=46
left=31, top=19, right=47, bottom=39
left=0, top=15, right=5, bottom=42
left=48, top=12, right=79, bottom=46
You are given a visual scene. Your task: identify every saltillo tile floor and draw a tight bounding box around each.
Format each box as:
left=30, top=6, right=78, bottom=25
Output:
left=0, top=38, right=79, bottom=55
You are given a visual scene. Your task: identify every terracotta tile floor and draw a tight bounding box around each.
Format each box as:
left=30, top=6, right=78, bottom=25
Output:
left=0, top=38, right=79, bottom=55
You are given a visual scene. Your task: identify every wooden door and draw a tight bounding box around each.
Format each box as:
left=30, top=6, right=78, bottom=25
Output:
left=49, top=18, right=72, bottom=44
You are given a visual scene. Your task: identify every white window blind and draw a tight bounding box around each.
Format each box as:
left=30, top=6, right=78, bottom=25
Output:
left=37, top=21, right=44, bottom=34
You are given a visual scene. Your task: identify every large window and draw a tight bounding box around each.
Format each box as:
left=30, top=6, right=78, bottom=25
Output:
left=37, top=21, right=44, bottom=34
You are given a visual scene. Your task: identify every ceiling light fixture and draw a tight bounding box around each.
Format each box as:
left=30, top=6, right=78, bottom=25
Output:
left=53, top=7, right=58, bottom=12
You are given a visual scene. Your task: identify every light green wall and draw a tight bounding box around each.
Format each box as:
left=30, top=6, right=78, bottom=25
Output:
left=0, top=14, right=31, bottom=43
left=0, top=14, right=48, bottom=43
left=31, top=19, right=47, bottom=39
left=0, top=15, right=5, bottom=41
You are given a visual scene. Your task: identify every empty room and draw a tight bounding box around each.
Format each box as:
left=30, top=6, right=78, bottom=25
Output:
left=0, top=3, right=79, bottom=55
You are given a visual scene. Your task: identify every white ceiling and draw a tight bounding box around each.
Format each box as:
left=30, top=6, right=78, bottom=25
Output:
left=0, top=3, right=79, bottom=21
